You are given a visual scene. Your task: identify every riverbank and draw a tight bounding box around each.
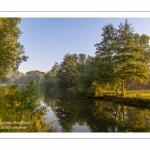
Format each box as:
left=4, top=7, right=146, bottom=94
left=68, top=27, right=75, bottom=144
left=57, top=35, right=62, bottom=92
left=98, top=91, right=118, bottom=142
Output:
left=43, top=92, right=150, bottom=132
left=46, top=88, right=150, bottom=108
left=92, top=95, right=150, bottom=109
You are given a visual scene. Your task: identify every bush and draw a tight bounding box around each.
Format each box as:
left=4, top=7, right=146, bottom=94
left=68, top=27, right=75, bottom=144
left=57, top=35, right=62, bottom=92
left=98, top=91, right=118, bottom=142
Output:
left=0, top=80, right=56, bottom=132
left=88, top=81, right=105, bottom=97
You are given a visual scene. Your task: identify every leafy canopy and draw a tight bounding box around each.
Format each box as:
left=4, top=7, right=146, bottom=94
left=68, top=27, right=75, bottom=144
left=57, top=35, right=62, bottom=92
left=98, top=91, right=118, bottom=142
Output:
left=0, top=18, right=28, bottom=81
left=94, top=19, right=150, bottom=96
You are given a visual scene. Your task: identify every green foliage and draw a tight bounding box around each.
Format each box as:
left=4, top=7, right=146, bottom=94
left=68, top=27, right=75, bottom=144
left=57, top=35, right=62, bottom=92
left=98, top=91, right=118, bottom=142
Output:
left=44, top=62, right=59, bottom=90
left=44, top=77, right=58, bottom=90
left=25, top=70, right=45, bottom=85
left=45, top=62, right=60, bottom=78
left=57, top=54, right=79, bottom=90
left=79, top=53, right=86, bottom=63
left=79, top=56, right=95, bottom=92
left=11, top=70, right=45, bottom=86
left=88, top=81, right=105, bottom=97
left=0, top=80, right=59, bottom=132
left=94, top=19, right=150, bottom=96
left=1, top=18, right=150, bottom=101
left=0, top=18, right=28, bottom=81
left=72, top=54, right=79, bottom=62
left=76, top=62, right=86, bottom=73
left=4, top=80, right=43, bottom=111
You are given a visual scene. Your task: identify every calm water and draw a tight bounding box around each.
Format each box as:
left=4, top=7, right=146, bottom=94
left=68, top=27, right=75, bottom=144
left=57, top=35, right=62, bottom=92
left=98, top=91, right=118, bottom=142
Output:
left=42, top=93, right=150, bottom=132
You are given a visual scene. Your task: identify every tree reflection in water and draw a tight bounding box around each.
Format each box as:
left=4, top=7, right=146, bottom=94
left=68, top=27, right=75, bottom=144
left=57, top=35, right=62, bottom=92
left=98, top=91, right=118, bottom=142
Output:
left=43, top=93, right=150, bottom=132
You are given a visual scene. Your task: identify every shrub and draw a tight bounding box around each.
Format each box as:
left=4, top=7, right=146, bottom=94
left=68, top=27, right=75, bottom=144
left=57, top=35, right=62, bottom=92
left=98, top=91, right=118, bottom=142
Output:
left=0, top=80, right=57, bottom=132
left=88, top=81, right=105, bottom=97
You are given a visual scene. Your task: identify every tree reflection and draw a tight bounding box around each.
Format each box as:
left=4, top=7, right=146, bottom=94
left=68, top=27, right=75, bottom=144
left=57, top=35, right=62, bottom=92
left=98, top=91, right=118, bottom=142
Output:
left=43, top=93, right=150, bottom=132
left=92, top=101, right=150, bottom=132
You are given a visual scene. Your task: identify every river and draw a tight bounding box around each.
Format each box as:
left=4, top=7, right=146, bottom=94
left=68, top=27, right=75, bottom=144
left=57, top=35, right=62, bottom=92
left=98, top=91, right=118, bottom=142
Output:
left=41, top=92, right=150, bottom=132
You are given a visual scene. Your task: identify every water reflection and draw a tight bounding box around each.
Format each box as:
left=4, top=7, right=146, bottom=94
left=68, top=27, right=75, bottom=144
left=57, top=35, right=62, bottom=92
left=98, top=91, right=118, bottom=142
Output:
left=43, top=93, right=150, bottom=132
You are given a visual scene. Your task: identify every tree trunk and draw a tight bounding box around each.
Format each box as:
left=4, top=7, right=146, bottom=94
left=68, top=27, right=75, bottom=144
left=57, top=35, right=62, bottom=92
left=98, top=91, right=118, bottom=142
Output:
left=121, top=79, right=125, bottom=97
left=66, top=88, right=69, bottom=97
left=116, top=86, right=119, bottom=96
left=115, top=105, right=118, bottom=119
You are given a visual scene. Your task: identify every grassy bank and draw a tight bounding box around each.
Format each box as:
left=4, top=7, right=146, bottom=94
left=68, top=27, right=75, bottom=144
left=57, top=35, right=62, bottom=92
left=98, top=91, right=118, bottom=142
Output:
left=46, top=87, right=150, bottom=108
left=93, top=90, right=150, bottom=108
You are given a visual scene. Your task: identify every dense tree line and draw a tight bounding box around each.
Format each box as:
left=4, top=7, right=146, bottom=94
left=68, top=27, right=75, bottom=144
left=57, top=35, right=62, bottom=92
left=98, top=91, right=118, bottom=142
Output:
left=51, top=20, right=150, bottom=97
left=15, top=70, right=45, bottom=85
left=4, top=19, right=150, bottom=97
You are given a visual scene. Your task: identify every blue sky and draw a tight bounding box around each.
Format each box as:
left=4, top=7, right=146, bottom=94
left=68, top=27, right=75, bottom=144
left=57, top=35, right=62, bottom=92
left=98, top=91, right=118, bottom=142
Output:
left=18, top=18, right=150, bottom=73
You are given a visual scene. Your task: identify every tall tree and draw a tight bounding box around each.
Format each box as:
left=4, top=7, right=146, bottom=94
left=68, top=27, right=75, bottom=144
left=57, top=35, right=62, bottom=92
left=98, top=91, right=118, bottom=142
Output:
left=0, top=18, right=28, bottom=81
left=95, top=20, right=150, bottom=96
left=57, top=54, right=79, bottom=91
left=94, top=23, right=120, bottom=94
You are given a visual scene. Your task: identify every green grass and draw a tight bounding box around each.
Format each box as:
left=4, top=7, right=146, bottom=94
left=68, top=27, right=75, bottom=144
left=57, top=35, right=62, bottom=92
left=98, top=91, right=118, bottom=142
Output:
left=100, top=90, right=150, bottom=107
left=105, top=90, right=150, bottom=95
